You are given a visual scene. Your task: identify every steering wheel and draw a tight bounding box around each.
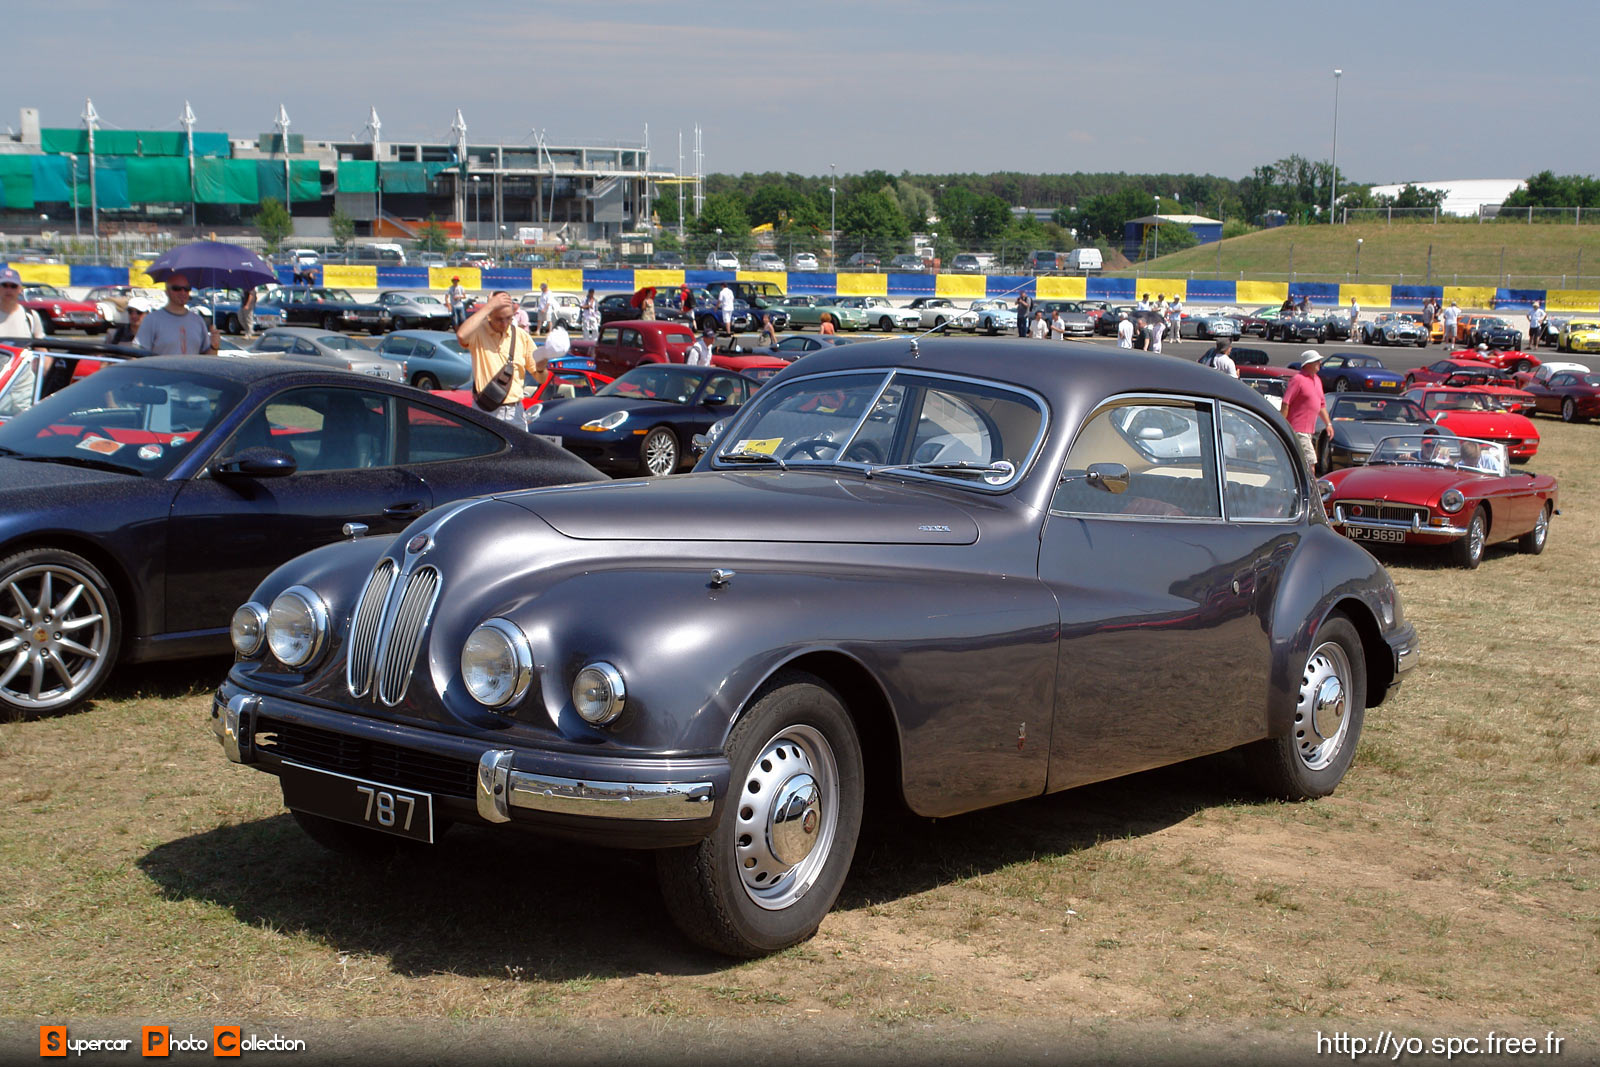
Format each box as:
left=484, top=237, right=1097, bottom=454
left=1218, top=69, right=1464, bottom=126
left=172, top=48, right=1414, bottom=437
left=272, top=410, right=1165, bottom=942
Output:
left=841, top=440, right=884, bottom=464
left=783, top=436, right=841, bottom=461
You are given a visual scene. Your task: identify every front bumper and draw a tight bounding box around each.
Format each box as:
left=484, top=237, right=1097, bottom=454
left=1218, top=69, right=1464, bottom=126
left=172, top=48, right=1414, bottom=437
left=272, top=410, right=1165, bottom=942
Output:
left=1387, top=621, right=1421, bottom=687
left=212, top=686, right=725, bottom=845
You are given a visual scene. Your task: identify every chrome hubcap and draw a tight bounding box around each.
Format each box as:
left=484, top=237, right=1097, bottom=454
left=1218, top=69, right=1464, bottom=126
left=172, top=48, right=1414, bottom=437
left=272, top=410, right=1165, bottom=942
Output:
left=1295, top=639, right=1353, bottom=771
left=1469, top=516, right=1485, bottom=561
left=1534, top=507, right=1549, bottom=545
left=735, top=724, right=838, bottom=911
left=0, top=564, right=110, bottom=711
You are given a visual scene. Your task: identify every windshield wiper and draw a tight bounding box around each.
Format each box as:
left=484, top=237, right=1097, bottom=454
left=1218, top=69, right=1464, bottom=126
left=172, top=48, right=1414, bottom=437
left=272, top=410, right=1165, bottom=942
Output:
left=865, top=460, right=1015, bottom=481
left=719, top=449, right=788, bottom=470
left=15, top=454, right=142, bottom=476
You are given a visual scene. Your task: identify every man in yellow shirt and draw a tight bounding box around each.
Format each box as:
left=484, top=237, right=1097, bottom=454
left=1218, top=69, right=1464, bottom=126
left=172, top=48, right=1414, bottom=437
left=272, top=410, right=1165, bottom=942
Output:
left=457, top=291, right=547, bottom=429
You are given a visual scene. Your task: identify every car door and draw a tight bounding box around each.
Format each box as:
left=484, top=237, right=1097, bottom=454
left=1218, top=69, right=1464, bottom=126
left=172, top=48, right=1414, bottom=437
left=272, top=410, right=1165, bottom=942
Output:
left=163, top=385, right=431, bottom=636
left=1038, top=396, right=1297, bottom=792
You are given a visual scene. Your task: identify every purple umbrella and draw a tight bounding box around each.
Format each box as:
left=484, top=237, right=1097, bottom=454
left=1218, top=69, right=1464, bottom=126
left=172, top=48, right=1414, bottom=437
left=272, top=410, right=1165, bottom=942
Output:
left=143, top=241, right=278, bottom=290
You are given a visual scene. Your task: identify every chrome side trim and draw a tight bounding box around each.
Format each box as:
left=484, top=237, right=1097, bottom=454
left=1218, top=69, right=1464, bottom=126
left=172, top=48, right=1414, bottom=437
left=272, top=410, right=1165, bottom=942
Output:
left=477, top=749, right=514, bottom=823
left=222, top=693, right=259, bottom=764
left=506, top=772, right=716, bottom=822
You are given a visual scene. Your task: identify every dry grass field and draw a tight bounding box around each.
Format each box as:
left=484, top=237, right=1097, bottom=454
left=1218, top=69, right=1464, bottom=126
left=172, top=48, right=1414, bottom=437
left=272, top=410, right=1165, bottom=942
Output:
left=2, top=419, right=1597, bottom=1057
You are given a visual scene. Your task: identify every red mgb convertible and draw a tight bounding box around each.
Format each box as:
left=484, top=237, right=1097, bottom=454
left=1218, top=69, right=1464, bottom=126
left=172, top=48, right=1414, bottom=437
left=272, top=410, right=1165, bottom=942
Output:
left=1403, top=387, right=1541, bottom=461
left=1320, top=435, right=1558, bottom=568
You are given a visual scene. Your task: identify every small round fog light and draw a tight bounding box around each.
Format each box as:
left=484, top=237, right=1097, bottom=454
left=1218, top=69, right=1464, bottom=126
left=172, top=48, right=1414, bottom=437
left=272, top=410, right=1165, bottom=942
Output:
left=572, top=662, right=626, bottom=725
left=231, top=602, right=267, bottom=657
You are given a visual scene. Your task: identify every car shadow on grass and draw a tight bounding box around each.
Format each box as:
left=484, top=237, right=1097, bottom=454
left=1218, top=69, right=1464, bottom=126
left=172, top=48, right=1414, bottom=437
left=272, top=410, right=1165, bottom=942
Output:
left=137, top=752, right=1251, bottom=979
left=4, top=656, right=233, bottom=724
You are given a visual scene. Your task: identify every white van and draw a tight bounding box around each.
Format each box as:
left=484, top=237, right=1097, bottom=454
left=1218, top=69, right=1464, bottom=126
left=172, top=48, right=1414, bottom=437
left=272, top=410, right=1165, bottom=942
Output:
left=1068, top=247, right=1102, bottom=272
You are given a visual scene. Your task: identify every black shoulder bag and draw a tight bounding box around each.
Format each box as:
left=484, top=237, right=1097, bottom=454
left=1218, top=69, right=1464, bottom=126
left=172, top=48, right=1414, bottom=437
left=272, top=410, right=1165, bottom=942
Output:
left=474, top=329, right=519, bottom=412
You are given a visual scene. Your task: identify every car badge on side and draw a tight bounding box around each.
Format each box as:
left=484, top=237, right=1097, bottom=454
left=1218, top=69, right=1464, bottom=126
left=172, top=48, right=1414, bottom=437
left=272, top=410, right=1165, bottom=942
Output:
left=407, top=534, right=431, bottom=555
left=918, top=524, right=952, bottom=533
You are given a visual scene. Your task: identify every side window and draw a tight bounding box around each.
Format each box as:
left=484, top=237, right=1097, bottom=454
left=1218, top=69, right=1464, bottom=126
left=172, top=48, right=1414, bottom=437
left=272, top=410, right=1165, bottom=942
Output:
left=293, top=339, right=319, bottom=355
left=382, top=336, right=416, bottom=358
left=400, top=400, right=505, bottom=463
left=1219, top=406, right=1301, bottom=521
left=1052, top=400, right=1221, bottom=519
left=620, top=329, right=643, bottom=350
left=598, top=327, right=619, bottom=346
left=228, top=387, right=394, bottom=472
left=704, top=375, right=747, bottom=408
left=255, top=334, right=290, bottom=352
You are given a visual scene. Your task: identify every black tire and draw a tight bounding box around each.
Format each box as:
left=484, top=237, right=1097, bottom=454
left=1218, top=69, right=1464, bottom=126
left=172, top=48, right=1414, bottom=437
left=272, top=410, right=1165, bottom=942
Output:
left=1561, top=398, right=1577, bottom=423
left=879, top=316, right=894, bottom=331
left=322, top=314, right=338, bottom=332
left=656, top=672, right=864, bottom=957
left=225, top=314, right=240, bottom=334
left=1515, top=359, right=1531, bottom=374
left=1416, top=337, right=1427, bottom=348
left=986, top=318, right=998, bottom=336
left=1520, top=502, right=1552, bottom=555
left=933, top=316, right=947, bottom=329
left=412, top=372, right=440, bottom=391
left=639, top=427, right=679, bottom=477
left=0, top=547, right=122, bottom=719
left=1242, top=614, right=1366, bottom=801
left=1452, top=506, right=1487, bottom=569
left=1334, top=377, right=1350, bottom=393
left=1315, top=327, right=1327, bottom=343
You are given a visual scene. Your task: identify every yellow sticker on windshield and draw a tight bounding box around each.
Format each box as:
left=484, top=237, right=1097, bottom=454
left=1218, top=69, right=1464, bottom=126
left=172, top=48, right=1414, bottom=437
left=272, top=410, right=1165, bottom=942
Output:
left=732, top=438, right=782, bottom=455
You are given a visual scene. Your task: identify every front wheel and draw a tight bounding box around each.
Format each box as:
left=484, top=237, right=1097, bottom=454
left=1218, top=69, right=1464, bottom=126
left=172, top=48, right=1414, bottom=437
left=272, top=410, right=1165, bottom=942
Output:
left=879, top=316, right=894, bottom=331
left=639, top=427, right=679, bottom=477
left=656, top=672, right=864, bottom=957
left=1241, top=615, right=1366, bottom=800
left=1452, top=506, right=1487, bottom=569
left=0, top=547, right=121, bottom=719
left=1334, top=377, right=1350, bottom=393
left=322, top=314, right=338, bottom=332
left=1520, top=502, right=1552, bottom=555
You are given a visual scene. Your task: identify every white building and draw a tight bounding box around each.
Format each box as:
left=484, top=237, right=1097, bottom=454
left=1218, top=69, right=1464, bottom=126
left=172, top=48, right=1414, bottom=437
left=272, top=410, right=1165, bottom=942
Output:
left=1366, top=179, right=1525, bottom=217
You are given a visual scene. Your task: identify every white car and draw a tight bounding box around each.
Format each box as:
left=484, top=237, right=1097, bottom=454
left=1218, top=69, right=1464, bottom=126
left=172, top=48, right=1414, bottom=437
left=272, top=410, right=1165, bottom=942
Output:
left=790, top=252, right=819, bottom=272
left=1520, top=360, right=1588, bottom=386
left=521, top=291, right=583, bottom=329
left=967, top=298, right=1019, bottom=334
left=748, top=252, right=785, bottom=273
left=856, top=296, right=921, bottom=332
left=705, top=251, right=740, bottom=270
left=904, top=297, right=979, bottom=331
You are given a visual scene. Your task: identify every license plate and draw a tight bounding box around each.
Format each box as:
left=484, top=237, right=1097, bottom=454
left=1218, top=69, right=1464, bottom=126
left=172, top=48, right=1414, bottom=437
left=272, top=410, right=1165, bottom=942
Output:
left=1344, top=527, right=1407, bottom=544
left=534, top=434, right=563, bottom=447
left=278, top=759, right=434, bottom=843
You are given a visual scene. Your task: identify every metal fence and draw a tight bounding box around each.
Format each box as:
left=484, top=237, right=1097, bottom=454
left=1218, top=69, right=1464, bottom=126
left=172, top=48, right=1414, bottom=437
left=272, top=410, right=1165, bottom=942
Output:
left=1341, top=205, right=1600, bottom=225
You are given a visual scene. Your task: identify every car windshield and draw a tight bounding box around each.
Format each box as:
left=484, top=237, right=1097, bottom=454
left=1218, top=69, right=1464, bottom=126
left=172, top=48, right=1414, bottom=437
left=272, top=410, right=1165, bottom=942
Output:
left=1247, top=378, right=1286, bottom=400
left=714, top=370, right=1044, bottom=489
left=1479, top=317, right=1508, bottom=328
left=0, top=364, right=239, bottom=477
left=1330, top=397, right=1428, bottom=423
left=1422, top=390, right=1500, bottom=412
left=598, top=366, right=706, bottom=404
left=1367, top=435, right=1508, bottom=474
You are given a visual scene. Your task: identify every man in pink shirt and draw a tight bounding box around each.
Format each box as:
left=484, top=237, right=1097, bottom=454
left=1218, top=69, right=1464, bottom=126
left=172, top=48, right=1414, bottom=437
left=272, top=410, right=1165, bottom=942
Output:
left=1282, top=350, right=1332, bottom=475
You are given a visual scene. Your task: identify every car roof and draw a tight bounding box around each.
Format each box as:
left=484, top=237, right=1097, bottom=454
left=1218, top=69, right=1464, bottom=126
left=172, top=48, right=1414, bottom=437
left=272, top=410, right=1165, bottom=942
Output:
left=259, top=326, right=347, bottom=339
left=97, top=354, right=372, bottom=385
left=388, top=329, right=458, bottom=341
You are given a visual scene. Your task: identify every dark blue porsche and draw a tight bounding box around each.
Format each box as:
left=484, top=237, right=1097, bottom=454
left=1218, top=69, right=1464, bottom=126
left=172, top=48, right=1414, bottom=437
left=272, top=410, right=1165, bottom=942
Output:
left=0, top=354, right=601, bottom=718
left=1314, top=353, right=1407, bottom=395
left=525, top=364, right=759, bottom=477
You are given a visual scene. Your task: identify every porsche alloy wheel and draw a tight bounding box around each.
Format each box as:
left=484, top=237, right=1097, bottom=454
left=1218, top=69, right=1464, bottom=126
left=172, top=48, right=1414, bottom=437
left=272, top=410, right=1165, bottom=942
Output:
left=0, top=548, right=121, bottom=719
left=1453, top=506, right=1487, bottom=569
left=1241, top=615, right=1366, bottom=800
left=640, top=427, right=679, bottom=477
left=657, top=672, right=863, bottom=957
left=1520, top=503, right=1551, bottom=555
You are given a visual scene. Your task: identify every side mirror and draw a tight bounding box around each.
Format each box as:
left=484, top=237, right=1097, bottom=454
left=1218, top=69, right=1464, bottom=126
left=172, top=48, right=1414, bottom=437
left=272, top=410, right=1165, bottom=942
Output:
left=703, top=394, right=728, bottom=407
left=213, top=446, right=297, bottom=479
left=1086, top=462, right=1130, bottom=495
left=691, top=433, right=712, bottom=456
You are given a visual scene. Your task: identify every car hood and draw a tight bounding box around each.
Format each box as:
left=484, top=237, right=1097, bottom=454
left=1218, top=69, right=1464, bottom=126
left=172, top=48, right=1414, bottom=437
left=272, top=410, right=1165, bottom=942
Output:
left=1327, top=464, right=1472, bottom=503
left=530, top=395, right=693, bottom=427
left=1330, top=420, right=1439, bottom=449
left=501, top=470, right=980, bottom=544
left=1435, top=411, right=1537, bottom=436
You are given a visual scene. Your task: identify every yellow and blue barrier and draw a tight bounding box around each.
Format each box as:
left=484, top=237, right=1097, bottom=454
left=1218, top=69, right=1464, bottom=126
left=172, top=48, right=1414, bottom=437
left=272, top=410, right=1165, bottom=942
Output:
left=9, top=261, right=1597, bottom=313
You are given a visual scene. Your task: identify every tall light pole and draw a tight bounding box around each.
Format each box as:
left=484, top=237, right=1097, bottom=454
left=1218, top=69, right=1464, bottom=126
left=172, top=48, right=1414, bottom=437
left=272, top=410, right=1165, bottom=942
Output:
left=829, top=162, right=837, bottom=266
left=1356, top=237, right=1363, bottom=275
left=275, top=105, right=292, bottom=228
left=1153, top=195, right=1161, bottom=261
left=472, top=174, right=481, bottom=243
left=1329, top=69, right=1342, bottom=223
left=715, top=227, right=722, bottom=259
left=82, top=98, right=99, bottom=261
left=180, top=101, right=197, bottom=230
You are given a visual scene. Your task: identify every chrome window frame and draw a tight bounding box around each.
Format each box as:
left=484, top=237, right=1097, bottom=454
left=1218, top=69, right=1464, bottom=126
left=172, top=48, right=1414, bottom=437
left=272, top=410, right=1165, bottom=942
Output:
left=1050, top=392, right=1226, bottom=524
left=708, top=367, right=1049, bottom=494
left=1217, top=401, right=1306, bottom=524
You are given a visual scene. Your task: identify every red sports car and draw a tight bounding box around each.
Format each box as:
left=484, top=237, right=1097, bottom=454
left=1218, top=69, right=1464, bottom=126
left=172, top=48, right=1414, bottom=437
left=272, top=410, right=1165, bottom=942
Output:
left=22, top=283, right=107, bottom=335
left=1446, top=346, right=1540, bottom=374
left=1321, top=434, right=1558, bottom=568
left=431, top=361, right=614, bottom=414
left=710, top=352, right=788, bottom=382
left=1435, top=369, right=1537, bottom=415
left=1403, top=357, right=1504, bottom=389
left=1403, top=387, right=1541, bottom=461
left=1522, top=369, right=1600, bottom=423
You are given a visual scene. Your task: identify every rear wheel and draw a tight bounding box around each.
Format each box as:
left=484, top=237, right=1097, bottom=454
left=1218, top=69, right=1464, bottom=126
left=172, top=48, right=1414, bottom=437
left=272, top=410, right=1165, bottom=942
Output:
left=412, top=372, right=440, bottom=391
left=1561, top=398, right=1578, bottom=423
left=1452, top=506, right=1487, bottom=569
left=657, top=672, right=864, bottom=957
left=1242, top=615, right=1366, bottom=800
left=322, top=314, right=338, bottom=332
left=1515, top=359, right=1531, bottom=374
left=1520, top=502, right=1552, bottom=555
left=1334, top=377, right=1351, bottom=393
left=225, top=314, right=241, bottom=334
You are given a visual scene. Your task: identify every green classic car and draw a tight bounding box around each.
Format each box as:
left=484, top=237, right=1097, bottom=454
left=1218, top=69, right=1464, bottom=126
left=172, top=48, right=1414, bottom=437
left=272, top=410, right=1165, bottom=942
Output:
left=781, top=295, right=871, bottom=331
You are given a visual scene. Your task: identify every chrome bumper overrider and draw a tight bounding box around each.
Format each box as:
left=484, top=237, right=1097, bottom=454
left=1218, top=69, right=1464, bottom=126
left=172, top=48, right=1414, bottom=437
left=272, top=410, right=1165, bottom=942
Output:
left=476, top=749, right=714, bottom=823
left=1390, top=623, right=1421, bottom=676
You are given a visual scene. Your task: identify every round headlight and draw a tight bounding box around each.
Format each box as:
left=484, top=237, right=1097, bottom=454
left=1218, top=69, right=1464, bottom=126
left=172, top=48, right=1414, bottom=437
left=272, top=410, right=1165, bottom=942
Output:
left=1440, top=489, right=1465, bottom=514
left=1316, top=479, right=1335, bottom=500
left=460, top=619, right=533, bottom=708
left=231, top=602, right=268, bottom=657
left=266, top=586, right=327, bottom=668
left=572, top=662, right=626, bottom=725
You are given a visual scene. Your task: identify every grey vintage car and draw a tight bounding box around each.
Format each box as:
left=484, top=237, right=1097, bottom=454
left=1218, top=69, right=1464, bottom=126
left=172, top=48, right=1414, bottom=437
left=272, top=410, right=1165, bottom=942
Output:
left=213, top=338, right=1419, bottom=957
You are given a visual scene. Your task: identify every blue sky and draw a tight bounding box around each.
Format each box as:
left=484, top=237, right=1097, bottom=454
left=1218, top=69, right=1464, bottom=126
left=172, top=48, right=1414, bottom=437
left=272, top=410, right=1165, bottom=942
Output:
left=14, top=0, right=1594, bottom=185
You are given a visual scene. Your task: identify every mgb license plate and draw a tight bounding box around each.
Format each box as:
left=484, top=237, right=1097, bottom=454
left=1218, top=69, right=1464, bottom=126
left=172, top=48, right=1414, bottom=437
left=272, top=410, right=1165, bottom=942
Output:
left=278, top=759, right=434, bottom=843
left=1345, top=527, right=1406, bottom=544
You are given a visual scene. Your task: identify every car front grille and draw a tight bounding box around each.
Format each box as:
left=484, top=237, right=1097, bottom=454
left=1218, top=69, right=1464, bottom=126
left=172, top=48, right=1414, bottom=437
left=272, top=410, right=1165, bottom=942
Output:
left=345, top=560, right=442, bottom=706
left=1335, top=501, right=1427, bottom=526
left=254, top=715, right=478, bottom=798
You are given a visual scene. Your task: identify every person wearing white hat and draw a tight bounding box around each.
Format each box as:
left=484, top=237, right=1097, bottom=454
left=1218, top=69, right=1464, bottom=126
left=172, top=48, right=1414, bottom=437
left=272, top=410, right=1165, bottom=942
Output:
left=1282, top=350, right=1332, bottom=475
left=110, top=298, right=152, bottom=346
